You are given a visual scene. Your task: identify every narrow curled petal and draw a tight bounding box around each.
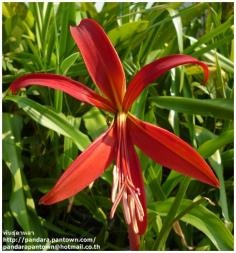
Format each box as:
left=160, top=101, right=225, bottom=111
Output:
left=127, top=115, right=219, bottom=187
left=9, top=73, right=115, bottom=113
left=70, top=19, right=126, bottom=109
left=39, top=123, right=116, bottom=205
left=126, top=133, right=147, bottom=235
left=123, top=54, right=209, bottom=111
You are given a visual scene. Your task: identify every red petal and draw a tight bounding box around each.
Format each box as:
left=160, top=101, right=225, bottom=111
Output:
left=10, top=73, right=115, bottom=113
left=39, top=123, right=116, bottom=205
left=127, top=115, right=219, bottom=187
left=123, top=54, right=209, bottom=111
left=70, top=19, right=126, bottom=109
left=126, top=132, right=147, bottom=235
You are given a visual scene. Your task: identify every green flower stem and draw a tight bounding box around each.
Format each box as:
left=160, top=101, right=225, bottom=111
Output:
left=153, top=176, right=191, bottom=250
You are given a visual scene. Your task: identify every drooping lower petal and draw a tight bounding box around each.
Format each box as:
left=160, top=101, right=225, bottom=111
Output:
left=70, top=19, right=126, bottom=109
left=123, top=54, right=209, bottom=111
left=127, top=114, right=219, bottom=187
left=9, top=73, right=115, bottom=113
left=39, top=123, right=116, bottom=205
left=128, top=217, right=140, bottom=250
left=126, top=132, right=147, bottom=235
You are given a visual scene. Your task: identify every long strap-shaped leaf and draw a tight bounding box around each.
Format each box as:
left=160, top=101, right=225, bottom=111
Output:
left=151, top=96, right=233, bottom=120
left=6, top=96, right=91, bottom=151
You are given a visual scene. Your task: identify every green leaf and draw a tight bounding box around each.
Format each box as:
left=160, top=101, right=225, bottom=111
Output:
left=74, top=191, right=107, bottom=223
left=83, top=107, right=108, bottom=139
left=131, top=88, right=149, bottom=120
left=162, top=171, right=183, bottom=197
left=149, top=198, right=233, bottom=250
left=194, top=125, right=216, bottom=143
left=40, top=217, right=72, bottom=236
left=184, top=15, right=233, bottom=55
left=152, top=177, right=190, bottom=250
left=146, top=165, right=166, bottom=201
left=168, top=8, right=183, bottom=53
left=209, top=151, right=231, bottom=223
left=185, top=35, right=234, bottom=73
left=6, top=96, right=90, bottom=151
left=59, top=115, right=81, bottom=170
left=221, top=149, right=233, bottom=168
left=198, top=129, right=233, bottom=158
left=195, top=127, right=232, bottom=225
left=60, top=53, right=79, bottom=75
left=57, top=2, right=77, bottom=59
left=108, top=20, right=149, bottom=47
left=3, top=114, right=28, bottom=228
left=151, top=96, right=233, bottom=120
left=214, top=51, right=226, bottom=98
left=3, top=113, right=47, bottom=240
left=3, top=211, right=15, bottom=246
left=167, top=8, right=185, bottom=92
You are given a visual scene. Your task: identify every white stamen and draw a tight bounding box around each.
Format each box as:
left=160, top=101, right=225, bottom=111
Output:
left=122, top=190, right=131, bottom=224
left=133, top=192, right=144, bottom=220
left=128, top=195, right=139, bottom=234
left=111, top=166, right=119, bottom=203
left=136, top=207, right=144, bottom=222
left=110, top=183, right=125, bottom=219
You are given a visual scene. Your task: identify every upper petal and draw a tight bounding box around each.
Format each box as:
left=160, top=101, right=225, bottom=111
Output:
left=10, top=73, right=115, bottom=113
left=123, top=54, right=209, bottom=111
left=70, top=19, right=126, bottom=109
left=127, top=114, right=219, bottom=188
left=39, top=123, right=116, bottom=205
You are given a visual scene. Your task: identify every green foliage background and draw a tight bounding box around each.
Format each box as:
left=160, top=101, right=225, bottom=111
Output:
left=2, top=2, right=234, bottom=250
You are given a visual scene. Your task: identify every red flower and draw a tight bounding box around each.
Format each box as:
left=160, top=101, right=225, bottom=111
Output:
left=10, top=19, right=219, bottom=250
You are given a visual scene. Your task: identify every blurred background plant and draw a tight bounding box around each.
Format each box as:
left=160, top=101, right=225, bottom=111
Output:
left=2, top=2, right=233, bottom=250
